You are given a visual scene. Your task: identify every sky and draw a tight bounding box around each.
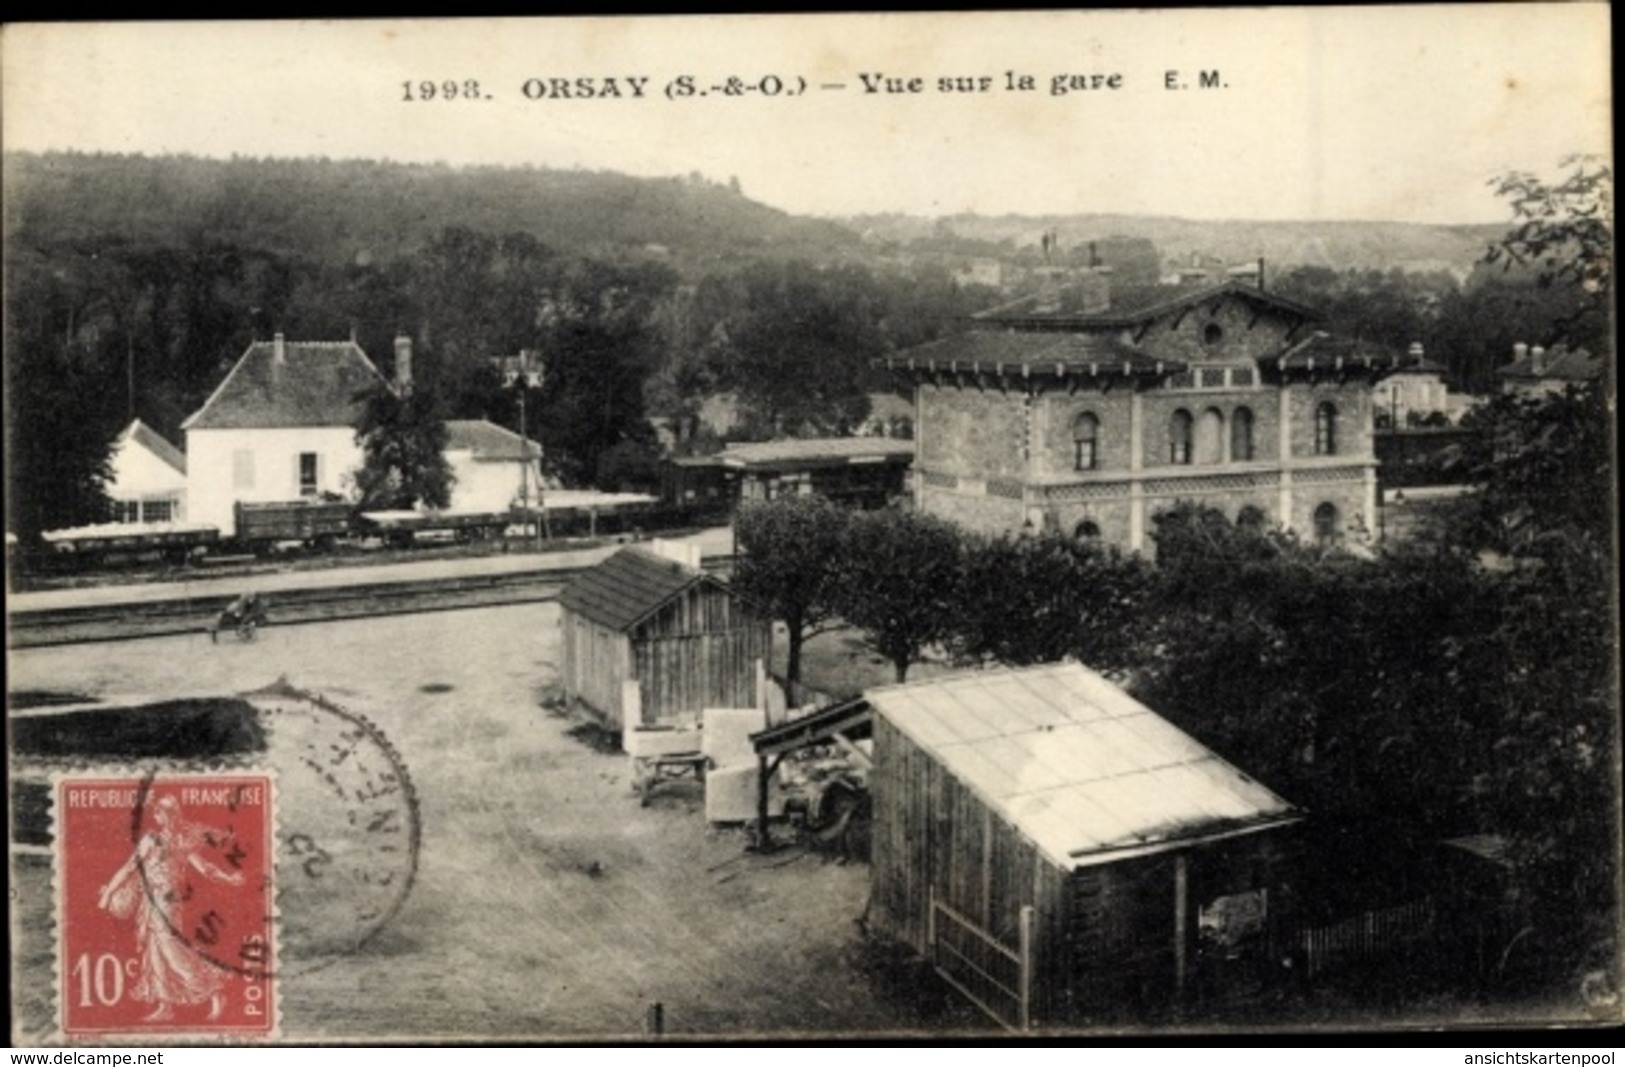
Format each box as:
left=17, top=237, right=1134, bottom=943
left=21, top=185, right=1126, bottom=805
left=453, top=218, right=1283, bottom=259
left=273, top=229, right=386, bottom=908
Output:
left=1, top=8, right=1612, bottom=225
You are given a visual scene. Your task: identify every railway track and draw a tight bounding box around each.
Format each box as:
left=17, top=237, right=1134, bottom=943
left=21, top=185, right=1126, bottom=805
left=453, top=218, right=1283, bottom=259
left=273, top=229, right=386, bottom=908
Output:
left=7, top=555, right=736, bottom=649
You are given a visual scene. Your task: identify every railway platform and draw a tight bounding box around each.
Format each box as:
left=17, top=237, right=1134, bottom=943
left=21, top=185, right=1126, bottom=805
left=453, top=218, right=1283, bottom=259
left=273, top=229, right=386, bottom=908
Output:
left=7, top=526, right=736, bottom=647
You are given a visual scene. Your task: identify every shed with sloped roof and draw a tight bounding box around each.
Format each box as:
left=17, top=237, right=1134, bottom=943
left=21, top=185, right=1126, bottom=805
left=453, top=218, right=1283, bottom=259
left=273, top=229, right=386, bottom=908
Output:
left=868, top=662, right=1302, bottom=1029
left=558, top=545, right=771, bottom=731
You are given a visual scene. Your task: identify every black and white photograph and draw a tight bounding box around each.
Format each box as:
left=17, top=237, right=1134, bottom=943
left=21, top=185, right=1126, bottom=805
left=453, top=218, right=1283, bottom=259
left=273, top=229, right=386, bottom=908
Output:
left=4, top=9, right=1618, bottom=1042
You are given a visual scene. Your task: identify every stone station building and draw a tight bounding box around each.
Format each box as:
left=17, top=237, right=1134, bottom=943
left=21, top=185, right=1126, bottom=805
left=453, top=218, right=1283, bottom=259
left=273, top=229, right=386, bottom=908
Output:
left=882, top=278, right=1402, bottom=552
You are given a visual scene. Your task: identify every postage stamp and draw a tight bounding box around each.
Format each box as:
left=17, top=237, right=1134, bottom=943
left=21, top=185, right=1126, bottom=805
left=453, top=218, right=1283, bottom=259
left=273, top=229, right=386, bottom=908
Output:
left=54, top=773, right=277, bottom=1038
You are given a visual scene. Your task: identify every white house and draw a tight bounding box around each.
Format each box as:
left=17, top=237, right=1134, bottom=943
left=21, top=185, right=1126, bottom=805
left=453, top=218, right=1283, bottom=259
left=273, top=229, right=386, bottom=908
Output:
left=181, top=333, right=400, bottom=537
left=106, top=419, right=188, bottom=523
left=443, top=419, right=549, bottom=513
left=1376, top=342, right=1452, bottom=425
left=1496, top=342, right=1601, bottom=399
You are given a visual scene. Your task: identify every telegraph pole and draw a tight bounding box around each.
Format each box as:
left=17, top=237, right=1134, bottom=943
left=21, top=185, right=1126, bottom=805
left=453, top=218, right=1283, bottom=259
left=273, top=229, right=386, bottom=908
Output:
left=494, top=349, right=547, bottom=546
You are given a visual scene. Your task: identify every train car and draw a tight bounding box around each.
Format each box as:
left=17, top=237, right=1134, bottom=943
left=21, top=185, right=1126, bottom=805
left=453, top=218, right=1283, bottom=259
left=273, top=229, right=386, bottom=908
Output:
left=38, top=521, right=221, bottom=567
left=357, top=509, right=515, bottom=548
left=233, top=499, right=357, bottom=552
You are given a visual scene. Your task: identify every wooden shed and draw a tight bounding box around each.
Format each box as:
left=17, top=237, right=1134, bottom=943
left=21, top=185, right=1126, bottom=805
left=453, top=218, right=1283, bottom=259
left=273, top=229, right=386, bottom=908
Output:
left=868, top=663, right=1302, bottom=1030
left=558, top=546, right=771, bottom=732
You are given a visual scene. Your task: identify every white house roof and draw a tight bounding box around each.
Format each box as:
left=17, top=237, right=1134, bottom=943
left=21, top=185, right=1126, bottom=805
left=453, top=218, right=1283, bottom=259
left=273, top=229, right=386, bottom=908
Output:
left=444, top=419, right=542, bottom=461
left=117, top=419, right=186, bottom=474
left=867, top=663, right=1301, bottom=870
left=182, top=338, right=388, bottom=430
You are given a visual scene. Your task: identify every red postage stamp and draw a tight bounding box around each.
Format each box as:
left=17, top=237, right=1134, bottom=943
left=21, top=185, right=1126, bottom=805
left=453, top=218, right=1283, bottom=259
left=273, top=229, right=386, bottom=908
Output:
left=55, top=773, right=277, bottom=1038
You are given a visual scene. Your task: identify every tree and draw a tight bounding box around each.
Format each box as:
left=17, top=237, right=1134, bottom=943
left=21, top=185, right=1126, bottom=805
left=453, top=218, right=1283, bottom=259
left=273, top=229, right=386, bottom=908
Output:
left=1441, top=384, right=1617, bottom=975
left=533, top=258, right=675, bottom=486
left=732, top=495, right=854, bottom=694
left=952, top=532, right=1152, bottom=675
left=352, top=383, right=454, bottom=510
left=1447, top=386, right=1611, bottom=560
left=723, top=261, right=883, bottom=435
left=1136, top=504, right=1500, bottom=839
left=1485, top=155, right=1613, bottom=340
left=2, top=245, right=123, bottom=538
left=832, top=508, right=965, bottom=683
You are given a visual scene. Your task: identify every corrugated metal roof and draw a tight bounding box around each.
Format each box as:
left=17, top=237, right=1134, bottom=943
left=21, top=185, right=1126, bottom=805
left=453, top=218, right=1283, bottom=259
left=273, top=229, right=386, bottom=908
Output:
left=868, top=663, right=1300, bottom=869
left=182, top=339, right=388, bottom=430
left=558, top=545, right=726, bottom=633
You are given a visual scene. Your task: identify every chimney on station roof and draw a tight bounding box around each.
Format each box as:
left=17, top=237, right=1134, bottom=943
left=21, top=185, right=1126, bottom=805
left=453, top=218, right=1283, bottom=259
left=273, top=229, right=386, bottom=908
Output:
left=1077, top=270, right=1111, bottom=315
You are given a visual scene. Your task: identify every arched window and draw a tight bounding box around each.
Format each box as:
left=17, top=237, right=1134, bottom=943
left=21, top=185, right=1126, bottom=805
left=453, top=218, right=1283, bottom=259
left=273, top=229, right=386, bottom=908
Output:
left=1195, top=407, right=1226, bottom=465
left=1169, top=409, right=1193, bottom=465
left=1074, top=520, right=1101, bottom=542
left=1072, top=412, right=1100, bottom=471
left=1313, top=502, right=1340, bottom=543
left=1314, top=402, right=1338, bottom=455
left=1232, top=406, right=1255, bottom=461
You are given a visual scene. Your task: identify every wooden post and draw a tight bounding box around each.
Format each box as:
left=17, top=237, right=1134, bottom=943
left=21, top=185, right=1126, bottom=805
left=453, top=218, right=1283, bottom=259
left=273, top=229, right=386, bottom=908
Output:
left=1173, top=853, right=1189, bottom=1002
left=755, top=753, right=770, bottom=849
left=928, top=884, right=937, bottom=957
left=645, top=1001, right=663, bottom=1038
left=1018, top=904, right=1035, bottom=1031
left=621, top=680, right=642, bottom=732
left=753, top=754, right=783, bottom=853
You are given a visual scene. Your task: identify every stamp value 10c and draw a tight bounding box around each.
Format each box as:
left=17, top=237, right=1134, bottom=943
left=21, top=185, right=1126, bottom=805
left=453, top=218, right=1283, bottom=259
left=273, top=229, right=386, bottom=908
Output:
left=55, top=773, right=277, bottom=1039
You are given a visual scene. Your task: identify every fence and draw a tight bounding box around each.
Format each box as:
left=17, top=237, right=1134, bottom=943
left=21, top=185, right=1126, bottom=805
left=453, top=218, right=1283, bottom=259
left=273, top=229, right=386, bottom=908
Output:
left=929, top=887, right=1033, bottom=1031
left=1298, top=896, right=1436, bottom=980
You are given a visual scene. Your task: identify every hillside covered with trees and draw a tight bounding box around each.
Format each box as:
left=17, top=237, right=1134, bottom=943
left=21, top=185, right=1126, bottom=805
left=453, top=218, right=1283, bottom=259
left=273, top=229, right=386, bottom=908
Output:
left=2, top=151, right=988, bottom=538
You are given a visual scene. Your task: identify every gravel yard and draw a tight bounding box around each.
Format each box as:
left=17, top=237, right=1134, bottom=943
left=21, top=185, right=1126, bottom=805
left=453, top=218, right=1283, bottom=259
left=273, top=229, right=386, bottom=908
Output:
left=9, top=604, right=983, bottom=1041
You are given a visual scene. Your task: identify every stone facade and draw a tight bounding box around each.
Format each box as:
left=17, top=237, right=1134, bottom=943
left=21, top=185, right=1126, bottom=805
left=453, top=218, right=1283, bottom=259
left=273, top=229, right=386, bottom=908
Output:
left=888, top=281, right=1394, bottom=553
left=914, top=385, right=1029, bottom=480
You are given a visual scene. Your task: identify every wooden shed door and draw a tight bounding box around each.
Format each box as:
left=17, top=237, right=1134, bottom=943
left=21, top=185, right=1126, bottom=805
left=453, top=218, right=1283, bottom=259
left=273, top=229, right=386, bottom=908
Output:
left=928, top=886, right=1034, bottom=1031
left=1066, top=857, right=1179, bottom=1019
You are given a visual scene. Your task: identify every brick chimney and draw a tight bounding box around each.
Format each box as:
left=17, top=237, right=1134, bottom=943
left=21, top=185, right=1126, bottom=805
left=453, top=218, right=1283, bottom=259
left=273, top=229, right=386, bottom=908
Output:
left=1530, top=345, right=1547, bottom=374
left=1077, top=270, right=1111, bottom=315
left=1407, top=341, right=1425, bottom=364
left=1513, top=341, right=1529, bottom=364
left=272, top=332, right=286, bottom=366
left=394, top=334, right=413, bottom=395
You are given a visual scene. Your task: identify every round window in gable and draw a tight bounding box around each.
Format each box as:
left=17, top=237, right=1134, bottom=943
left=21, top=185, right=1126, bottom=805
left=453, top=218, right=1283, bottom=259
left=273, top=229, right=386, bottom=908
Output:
left=1202, top=322, right=1225, bottom=347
